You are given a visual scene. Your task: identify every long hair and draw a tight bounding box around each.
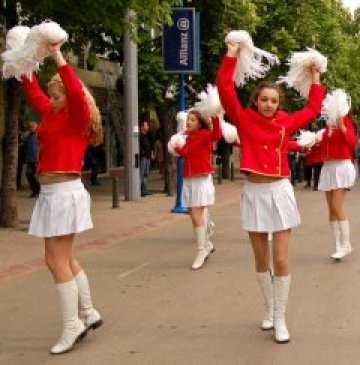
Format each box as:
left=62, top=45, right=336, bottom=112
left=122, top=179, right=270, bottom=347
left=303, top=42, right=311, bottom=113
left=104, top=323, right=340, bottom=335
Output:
left=248, top=81, right=284, bottom=112
left=188, top=110, right=210, bottom=130
left=48, top=74, right=103, bottom=146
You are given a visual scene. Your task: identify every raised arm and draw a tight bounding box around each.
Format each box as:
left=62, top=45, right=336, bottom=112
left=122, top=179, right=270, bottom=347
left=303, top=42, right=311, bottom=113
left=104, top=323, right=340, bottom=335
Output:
left=288, top=67, right=325, bottom=134
left=210, top=116, right=222, bottom=142
left=22, top=73, right=52, bottom=116
left=50, top=46, right=90, bottom=130
left=216, top=43, right=246, bottom=128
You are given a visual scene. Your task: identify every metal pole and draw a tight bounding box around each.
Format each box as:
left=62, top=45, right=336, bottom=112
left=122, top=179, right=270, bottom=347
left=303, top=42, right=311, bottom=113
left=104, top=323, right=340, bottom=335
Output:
left=112, top=176, right=119, bottom=208
left=124, top=9, right=140, bottom=201
left=230, top=161, right=235, bottom=181
left=171, top=73, right=188, bottom=213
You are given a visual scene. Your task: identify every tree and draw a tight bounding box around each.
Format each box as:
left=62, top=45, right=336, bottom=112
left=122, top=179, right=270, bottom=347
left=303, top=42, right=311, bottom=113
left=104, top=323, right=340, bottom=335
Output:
left=0, top=0, right=180, bottom=226
left=0, top=0, right=21, bottom=227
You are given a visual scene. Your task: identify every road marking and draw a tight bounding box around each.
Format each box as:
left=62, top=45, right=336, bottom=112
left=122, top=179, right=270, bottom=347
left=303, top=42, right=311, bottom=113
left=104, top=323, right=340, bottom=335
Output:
left=117, top=263, right=149, bottom=279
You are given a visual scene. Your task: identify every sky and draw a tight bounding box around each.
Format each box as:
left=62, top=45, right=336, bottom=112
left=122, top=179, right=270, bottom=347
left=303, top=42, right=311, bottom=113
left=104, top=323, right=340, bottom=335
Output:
left=341, top=0, right=360, bottom=14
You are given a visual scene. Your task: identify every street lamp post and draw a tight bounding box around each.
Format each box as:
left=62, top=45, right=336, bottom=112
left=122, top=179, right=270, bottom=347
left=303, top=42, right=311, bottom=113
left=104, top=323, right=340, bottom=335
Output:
left=123, top=9, right=140, bottom=201
left=171, top=73, right=188, bottom=213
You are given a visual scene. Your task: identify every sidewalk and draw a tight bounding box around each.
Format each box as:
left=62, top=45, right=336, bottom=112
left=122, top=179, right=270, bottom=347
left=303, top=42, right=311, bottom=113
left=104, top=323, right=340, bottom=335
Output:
left=0, top=171, right=243, bottom=284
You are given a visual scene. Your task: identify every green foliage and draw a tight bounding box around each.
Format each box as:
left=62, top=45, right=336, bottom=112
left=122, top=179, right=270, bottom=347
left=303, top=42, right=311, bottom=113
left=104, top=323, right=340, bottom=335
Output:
left=2, top=0, right=360, bottom=118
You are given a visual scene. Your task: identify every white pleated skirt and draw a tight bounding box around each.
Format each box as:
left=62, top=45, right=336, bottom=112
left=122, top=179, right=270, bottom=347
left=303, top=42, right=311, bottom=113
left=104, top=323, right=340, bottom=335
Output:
left=182, top=174, right=215, bottom=207
left=241, top=178, right=301, bottom=232
left=28, top=179, right=93, bottom=238
left=318, top=160, right=356, bottom=191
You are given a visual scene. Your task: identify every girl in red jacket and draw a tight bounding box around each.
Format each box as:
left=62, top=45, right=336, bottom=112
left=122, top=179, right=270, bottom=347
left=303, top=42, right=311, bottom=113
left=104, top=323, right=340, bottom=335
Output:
left=21, top=43, right=103, bottom=354
left=318, top=114, right=357, bottom=259
left=216, top=42, right=325, bottom=343
left=173, top=111, right=221, bottom=270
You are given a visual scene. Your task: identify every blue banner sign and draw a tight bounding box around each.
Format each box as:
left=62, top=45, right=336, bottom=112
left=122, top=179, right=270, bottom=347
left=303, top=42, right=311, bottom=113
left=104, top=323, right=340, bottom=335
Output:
left=163, top=7, right=200, bottom=74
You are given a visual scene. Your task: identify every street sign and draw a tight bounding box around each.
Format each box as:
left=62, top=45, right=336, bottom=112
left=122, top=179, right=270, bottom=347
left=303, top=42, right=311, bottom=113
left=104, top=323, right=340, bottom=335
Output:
left=163, top=7, right=200, bottom=74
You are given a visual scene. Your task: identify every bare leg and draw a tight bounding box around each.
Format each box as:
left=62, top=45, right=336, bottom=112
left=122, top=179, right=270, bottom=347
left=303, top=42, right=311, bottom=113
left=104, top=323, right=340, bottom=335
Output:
left=248, top=231, right=270, bottom=272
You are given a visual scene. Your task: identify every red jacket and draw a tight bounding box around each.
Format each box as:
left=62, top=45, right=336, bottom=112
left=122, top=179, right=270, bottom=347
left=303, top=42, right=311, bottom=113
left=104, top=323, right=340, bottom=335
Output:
left=216, top=55, right=325, bottom=178
left=22, top=64, right=90, bottom=175
left=175, top=117, right=221, bottom=178
left=306, top=142, right=323, bottom=165
left=320, top=117, right=357, bottom=161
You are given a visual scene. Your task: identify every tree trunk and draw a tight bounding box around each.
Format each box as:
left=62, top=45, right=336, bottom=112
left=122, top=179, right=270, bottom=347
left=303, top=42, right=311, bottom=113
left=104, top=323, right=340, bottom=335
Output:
left=0, top=80, right=21, bottom=227
left=0, top=0, right=20, bottom=227
left=221, top=152, right=230, bottom=179
left=155, top=102, right=175, bottom=196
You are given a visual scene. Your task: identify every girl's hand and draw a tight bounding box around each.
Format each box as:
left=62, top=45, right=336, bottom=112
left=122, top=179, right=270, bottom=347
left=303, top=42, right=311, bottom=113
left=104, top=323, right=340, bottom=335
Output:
left=311, top=65, right=320, bottom=84
left=337, top=117, right=347, bottom=133
left=48, top=42, right=66, bottom=66
left=226, top=42, right=241, bottom=58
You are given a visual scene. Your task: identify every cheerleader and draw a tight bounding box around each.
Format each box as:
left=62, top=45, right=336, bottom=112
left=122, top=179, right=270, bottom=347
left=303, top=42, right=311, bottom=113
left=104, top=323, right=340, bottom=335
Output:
left=318, top=113, right=357, bottom=259
left=21, top=43, right=103, bottom=354
left=171, top=111, right=221, bottom=270
left=216, top=42, right=325, bottom=343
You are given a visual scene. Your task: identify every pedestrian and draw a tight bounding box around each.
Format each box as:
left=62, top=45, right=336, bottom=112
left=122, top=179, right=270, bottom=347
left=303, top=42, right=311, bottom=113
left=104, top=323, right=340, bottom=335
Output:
left=288, top=136, right=299, bottom=186
left=17, top=120, right=27, bottom=190
left=139, top=119, right=154, bottom=196
left=85, top=145, right=101, bottom=186
left=170, top=111, right=221, bottom=270
left=317, top=113, right=357, bottom=259
left=356, top=140, right=360, bottom=175
left=309, top=141, right=323, bottom=190
left=216, top=41, right=324, bottom=343
left=25, top=121, right=40, bottom=197
left=21, top=42, right=103, bottom=354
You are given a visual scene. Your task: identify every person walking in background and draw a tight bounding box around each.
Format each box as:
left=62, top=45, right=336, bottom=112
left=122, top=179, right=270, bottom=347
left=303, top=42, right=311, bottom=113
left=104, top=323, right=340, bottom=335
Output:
left=356, top=140, right=360, bottom=175
left=216, top=41, right=324, bottom=343
left=17, top=120, right=27, bottom=190
left=309, top=141, right=323, bottom=190
left=21, top=42, right=103, bottom=354
left=318, top=113, right=357, bottom=260
left=139, top=119, right=154, bottom=197
left=25, top=121, right=40, bottom=197
left=171, top=111, right=221, bottom=270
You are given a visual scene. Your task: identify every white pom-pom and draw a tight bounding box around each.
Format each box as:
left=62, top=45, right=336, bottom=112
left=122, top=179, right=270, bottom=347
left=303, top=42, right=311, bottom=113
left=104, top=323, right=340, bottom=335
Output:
left=225, top=30, right=279, bottom=87
left=168, top=133, right=187, bottom=156
left=1, top=21, right=68, bottom=80
left=321, top=89, right=351, bottom=127
left=5, top=26, right=30, bottom=50
left=220, top=118, right=240, bottom=144
left=176, top=111, right=188, bottom=133
left=296, top=130, right=317, bottom=148
left=278, top=47, right=327, bottom=98
left=193, top=84, right=224, bottom=117
left=2, top=25, right=31, bottom=79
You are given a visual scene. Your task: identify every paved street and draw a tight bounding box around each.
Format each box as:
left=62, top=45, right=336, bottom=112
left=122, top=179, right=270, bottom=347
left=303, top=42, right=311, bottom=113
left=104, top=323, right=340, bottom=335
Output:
left=1, top=175, right=360, bottom=364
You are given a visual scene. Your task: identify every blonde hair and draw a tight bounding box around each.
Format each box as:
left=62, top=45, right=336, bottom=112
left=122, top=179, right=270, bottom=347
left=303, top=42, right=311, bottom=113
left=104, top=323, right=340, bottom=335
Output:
left=48, top=74, right=104, bottom=146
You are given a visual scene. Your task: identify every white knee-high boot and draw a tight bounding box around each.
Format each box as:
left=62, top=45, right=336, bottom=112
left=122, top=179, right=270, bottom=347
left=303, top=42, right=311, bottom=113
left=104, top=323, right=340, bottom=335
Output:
left=192, top=225, right=210, bottom=270
left=256, top=271, right=274, bottom=330
left=332, top=220, right=352, bottom=259
left=51, top=279, right=87, bottom=355
left=74, top=270, right=103, bottom=330
left=203, top=208, right=215, bottom=253
left=273, top=275, right=291, bottom=343
left=330, top=221, right=341, bottom=259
